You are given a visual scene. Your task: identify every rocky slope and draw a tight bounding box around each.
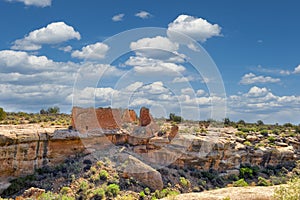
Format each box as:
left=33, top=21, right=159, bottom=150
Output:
left=0, top=108, right=299, bottom=197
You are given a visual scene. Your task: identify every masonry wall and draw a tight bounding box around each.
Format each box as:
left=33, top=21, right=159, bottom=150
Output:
left=71, top=107, right=137, bottom=133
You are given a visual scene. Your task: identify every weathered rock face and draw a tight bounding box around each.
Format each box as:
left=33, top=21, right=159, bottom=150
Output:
left=171, top=133, right=298, bottom=171
left=122, top=109, right=137, bottom=123
left=1, top=113, right=300, bottom=195
left=168, top=125, right=179, bottom=140
left=139, top=107, right=151, bottom=126
left=71, top=107, right=137, bottom=133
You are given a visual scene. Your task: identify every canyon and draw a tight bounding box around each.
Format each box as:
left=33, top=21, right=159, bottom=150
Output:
left=0, top=107, right=299, bottom=195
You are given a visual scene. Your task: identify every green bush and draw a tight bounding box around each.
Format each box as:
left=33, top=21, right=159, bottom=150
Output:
left=233, top=178, right=249, bottom=187
left=260, top=129, right=269, bottom=136
left=274, top=177, right=300, bottom=200
left=106, top=184, right=120, bottom=197
left=169, top=113, right=183, bottom=123
left=139, top=191, right=146, bottom=199
left=154, top=188, right=179, bottom=199
left=235, top=131, right=247, bottom=138
left=240, top=167, right=253, bottom=178
left=144, top=187, right=151, bottom=195
left=268, top=136, right=276, bottom=143
left=60, top=186, right=71, bottom=195
left=243, top=141, right=252, bottom=146
left=93, top=188, right=105, bottom=199
left=257, top=176, right=272, bottom=186
left=0, top=107, right=6, bottom=121
left=79, top=180, right=89, bottom=191
left=179, top=177, right=190, bottom=187
left=99, top=169, right=109, bottom=180
left=39, top=191, right=58, bottom=199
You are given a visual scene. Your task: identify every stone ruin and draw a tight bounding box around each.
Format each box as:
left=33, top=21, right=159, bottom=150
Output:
left=71, top=107, right=138, bottom=133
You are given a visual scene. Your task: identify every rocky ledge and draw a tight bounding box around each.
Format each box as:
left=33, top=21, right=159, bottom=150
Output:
left=0, top=121, right=299, bottom=195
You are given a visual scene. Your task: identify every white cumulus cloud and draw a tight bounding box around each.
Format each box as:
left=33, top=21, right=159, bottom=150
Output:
left=125, top=56, right=185, bottom=75
left=112, top=14, right=125, bottom=22
left=135, top=11, right=152, bottom=19
left=59, top=45, right=73, bottom=52
left=130, top=36, right=186, bottom=61
left=11, top=22, right=81, bottom=51
left=240, top=73, right=280, bottom=85
left=130, top=36, right=179, bottom=52
left=293, top=65, right=300, bottom=74
left=72, top=42, right=109, bottom=60
left=6, top=0, right=51, bottom=7
left=247, top=86, right=269, bottom=97
left=168, top=15, right=222, bottom=42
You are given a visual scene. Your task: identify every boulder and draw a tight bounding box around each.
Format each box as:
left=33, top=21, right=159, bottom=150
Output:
left=246, top=135, right=258, bottom=142
left=121, top=155, right=163, bottom=191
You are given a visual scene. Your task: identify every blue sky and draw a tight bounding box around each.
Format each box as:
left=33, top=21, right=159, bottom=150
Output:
left=0, top=0, right=300, bottom=124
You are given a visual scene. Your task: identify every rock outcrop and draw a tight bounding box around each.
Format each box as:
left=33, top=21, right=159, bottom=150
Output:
left=139, top=107, right=151, bottom=127
left=120, top=155, right=163, bottom=191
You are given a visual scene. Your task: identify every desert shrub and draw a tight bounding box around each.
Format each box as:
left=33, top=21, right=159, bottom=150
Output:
left=268, top=136, right=276, bottom=143
left=38, top=192, right=73, bottom=200
left=223, top=197, right=231, bottom=200
left=79, top=180, right=89, bottom=191
left=235, top=131, right=247, bottom=138
left=139, top=191, right=146, bottom=199
left=93, top=188, right=105, bottom=199
left=89, top=166, right=97, bottom=174
left=233, top=178, right=248, bottom=187
left=96, top=161, right=103, bottom=167
left=39, top=191, right=58, bottom=199
left=61, top=196, right=74, bottom=200
left=154, top=188, right=179, bottom=199
left=257, top=176, right=272, bottom=186
left=105, top=184, right=120, bottom=197
left=179, top=177, right=190, bottom=187
left=243, top=141, right=252, bottom=146
left=99, top=169, right=109, bottom=180
left=272, top=129, right=280, bottom=135
left=240, top=167, right=253, bottom=178
left=60, top=186, right=72, bottom=195
left=2, top=174, right=36, bottom=196
left=144, top=187, right=151, bottom=195
left=260, top=129, right=269, bottom=136
left=274, top=177, right=300, bottom=200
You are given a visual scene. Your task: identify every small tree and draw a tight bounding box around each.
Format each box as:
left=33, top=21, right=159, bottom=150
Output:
left=169, top=113, right=183, bottom=123
left=237, top=120, right=246, bottom=126
left=47, top=106, right=60, bottom=114
left=257, top=120, right=264, bottom=126
left=40, top=109, right=47, bottom=114
left=0, top=107, right=7, bottom=121
left=224, top=118, right=231, bottom=126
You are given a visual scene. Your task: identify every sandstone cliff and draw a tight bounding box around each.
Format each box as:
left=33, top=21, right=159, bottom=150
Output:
left=1, top=124, right=299, bottom=194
